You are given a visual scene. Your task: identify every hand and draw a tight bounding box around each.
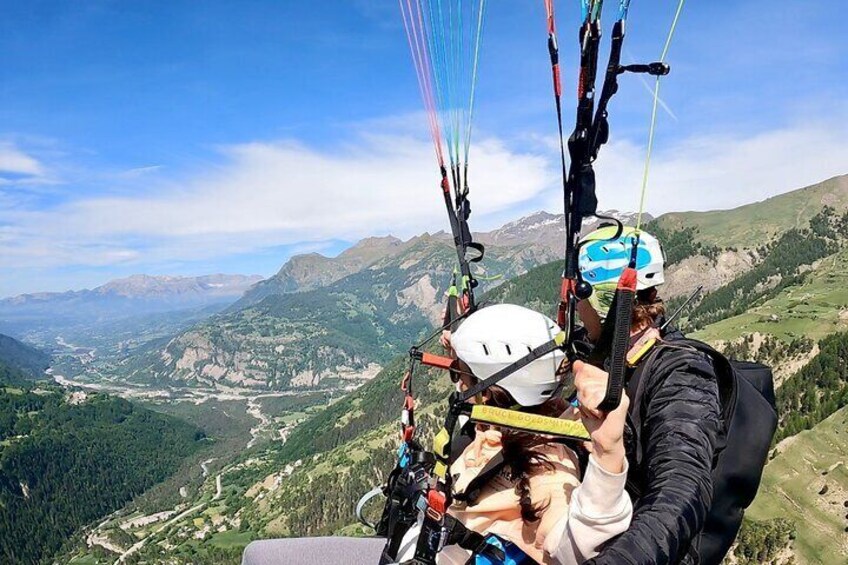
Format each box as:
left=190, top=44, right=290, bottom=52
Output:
left=439, top=330, right=452, bottom=350
left=573, top=360, right=629, bottom=474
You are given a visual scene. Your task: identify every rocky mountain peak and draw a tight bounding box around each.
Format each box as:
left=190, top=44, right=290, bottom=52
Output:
left=475, top=209, right=651, bottom=248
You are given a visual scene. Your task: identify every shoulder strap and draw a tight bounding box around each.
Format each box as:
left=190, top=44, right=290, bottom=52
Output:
left=452, top=450, right=507, bottom=506
left=625, top=344, right=668, bottom=471
left=628, top=338, right=730, bottom=473
left=626, top=339, right=718, bottom=456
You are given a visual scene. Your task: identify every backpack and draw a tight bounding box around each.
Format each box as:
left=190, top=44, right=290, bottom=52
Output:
left=627, top=338, right=778, bottom=565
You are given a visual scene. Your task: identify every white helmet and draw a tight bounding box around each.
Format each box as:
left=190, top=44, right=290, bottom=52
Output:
left=451, top=304, right=565, bottom=406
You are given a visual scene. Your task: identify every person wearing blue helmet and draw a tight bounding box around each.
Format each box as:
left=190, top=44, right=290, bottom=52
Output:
left=571, top=226, right=724, bottom=565
left=576, top=225, right=665, bottom=343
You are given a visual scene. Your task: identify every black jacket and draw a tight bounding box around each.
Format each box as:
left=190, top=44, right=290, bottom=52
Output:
left=585, top=331, right=723, bottom=565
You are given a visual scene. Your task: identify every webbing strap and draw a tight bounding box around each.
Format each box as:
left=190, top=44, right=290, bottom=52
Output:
left=469, top=405, right=590, bottom=441
left=599, top=266, right=636, bottom=411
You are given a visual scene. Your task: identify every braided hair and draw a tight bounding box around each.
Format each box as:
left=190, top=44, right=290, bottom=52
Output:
left=480, top=385, right=568, bottom=523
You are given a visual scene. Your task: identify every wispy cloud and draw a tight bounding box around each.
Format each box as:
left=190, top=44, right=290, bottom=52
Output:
left=1, top=114, right=847, bottom=295
left=0, top=121, right=554, bottom=272
left=117, top=165, right=163, bottom=179
left=0, top=142, right=45, bottom=178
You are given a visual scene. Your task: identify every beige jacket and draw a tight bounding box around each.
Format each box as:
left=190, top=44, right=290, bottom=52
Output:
left=397, top=428, right=632, bottom=564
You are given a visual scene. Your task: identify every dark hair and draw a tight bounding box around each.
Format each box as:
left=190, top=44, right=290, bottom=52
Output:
left=480, top=385, right=567, bottom=523
left=633, top=287, right=666, bottom=330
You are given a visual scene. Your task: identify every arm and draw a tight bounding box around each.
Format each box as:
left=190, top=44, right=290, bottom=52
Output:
left=586, top=354, right=722, bottom=565
left=545, top=362, right=633, bottom=564
left=545, top=455, right=633, bottom=565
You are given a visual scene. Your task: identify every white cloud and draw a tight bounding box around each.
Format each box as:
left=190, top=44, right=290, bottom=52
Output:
left=0, top=142, right=45, bottom=177
left=1, top=117, right=846, bottom=278
left=544, top=121, right=848, bottom=217
left=0, top=127, right=554, bottom=269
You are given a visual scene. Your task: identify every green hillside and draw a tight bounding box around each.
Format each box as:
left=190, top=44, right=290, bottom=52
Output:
left=684, top=207, right=848, bottom=330
left=747, top=406, right=848, bottom=565
left=694, top=245, right=848, bottom=345
left=0, top=388, right=205, bottom=565
left=0, top=333, right=50, bottom=381
left=653, top=174, right=848, bottom=249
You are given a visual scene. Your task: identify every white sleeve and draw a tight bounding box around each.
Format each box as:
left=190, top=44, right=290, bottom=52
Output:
left=544, top=455, right=633, bottom=565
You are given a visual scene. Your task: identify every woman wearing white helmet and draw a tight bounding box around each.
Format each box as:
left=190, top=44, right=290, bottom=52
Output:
left=244, top=304, right=633, bottom=565
left=396, top=303, right=633, bottom=565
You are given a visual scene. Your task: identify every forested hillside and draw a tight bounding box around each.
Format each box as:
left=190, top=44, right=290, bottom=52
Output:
left=686, top=208, right=848, bottom=329
left=0, top=388, right=205, bottom=565
left=0, top=333, right=50, bottom=381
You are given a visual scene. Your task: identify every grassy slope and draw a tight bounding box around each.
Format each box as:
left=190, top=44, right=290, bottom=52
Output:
left=653, top=174, right=848, bottom=248
left=693, top=246, right=848, bottom=344
left=747, top=406, right=848, bottom=564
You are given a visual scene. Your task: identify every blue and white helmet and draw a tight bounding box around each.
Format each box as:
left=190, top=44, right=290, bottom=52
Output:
left=578, top=226, right=665, bottom=316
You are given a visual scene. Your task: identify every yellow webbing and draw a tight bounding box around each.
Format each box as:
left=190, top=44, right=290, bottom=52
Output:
left=470, top=405, right=591, bottom=441
left=432, top=428, right=452, bottom=479
left=627, top=337, right=658, bottom=367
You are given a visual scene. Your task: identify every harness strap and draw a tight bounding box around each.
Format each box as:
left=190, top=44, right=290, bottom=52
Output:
left=468, top=405, right=590, bottom=441
left=443, top=514, right=505, bottom=563
left=452, top=451, right=507, bottom=506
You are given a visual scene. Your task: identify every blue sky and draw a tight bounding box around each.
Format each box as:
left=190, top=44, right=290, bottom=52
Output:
left=1, top=0, right=847, bottom=297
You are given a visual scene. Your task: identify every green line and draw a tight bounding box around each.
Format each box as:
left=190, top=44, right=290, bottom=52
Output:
left=464, top=0, right=486, bottom=168
left=636, top=0, right=686, bottom=230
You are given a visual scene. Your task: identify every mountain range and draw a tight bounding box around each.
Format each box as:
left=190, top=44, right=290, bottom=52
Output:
left=115, top=210, right=650, bottom=390
left=2, top=273, right=263, bottom=309
left=0, top=274, right=263, bottom=342
left=236, top=210, right=648, bottom=307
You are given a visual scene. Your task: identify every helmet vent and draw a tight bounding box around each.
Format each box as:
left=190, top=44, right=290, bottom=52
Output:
left=526, top=345, right=533, bottom=354
left=482, top=343, right=490, bottom=356
left=505, top=344, right=512, bottom=355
